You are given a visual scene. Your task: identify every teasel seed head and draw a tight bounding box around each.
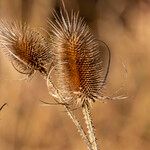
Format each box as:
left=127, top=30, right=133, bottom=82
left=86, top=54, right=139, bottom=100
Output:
left=0, top=20, right=52, bottom=76
left=48, top=10, right=111, bottom=107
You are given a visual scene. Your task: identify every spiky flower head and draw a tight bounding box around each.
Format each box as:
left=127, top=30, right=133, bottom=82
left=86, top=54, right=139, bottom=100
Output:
left=48, top=10, right=110, bottom=107
left=0, top=21, right=52, bottom=76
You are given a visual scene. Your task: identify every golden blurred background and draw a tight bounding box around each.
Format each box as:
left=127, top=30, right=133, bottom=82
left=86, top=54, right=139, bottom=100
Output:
left=0, top=0, right=150, bottom=150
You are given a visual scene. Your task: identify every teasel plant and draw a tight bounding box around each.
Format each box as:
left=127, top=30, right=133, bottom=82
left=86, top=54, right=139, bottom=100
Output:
left=0, top=0, right=125, bottom=150
left=47, top=1, right=113, bottom=149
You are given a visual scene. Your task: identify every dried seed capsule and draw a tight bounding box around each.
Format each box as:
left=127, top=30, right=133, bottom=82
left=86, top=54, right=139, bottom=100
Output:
left=0, top=21, right=52, bottom=76
left=49, top=10, right=110, bottom=106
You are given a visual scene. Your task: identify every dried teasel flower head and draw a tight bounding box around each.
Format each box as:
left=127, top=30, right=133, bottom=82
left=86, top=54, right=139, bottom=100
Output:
left=0, top=20, right=52, bottom=76
left=48, top=7, right=111, bottom=107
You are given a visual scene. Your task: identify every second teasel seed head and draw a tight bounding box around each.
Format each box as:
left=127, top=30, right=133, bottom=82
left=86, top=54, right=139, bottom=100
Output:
left=0, top=21, right=52, bottom=76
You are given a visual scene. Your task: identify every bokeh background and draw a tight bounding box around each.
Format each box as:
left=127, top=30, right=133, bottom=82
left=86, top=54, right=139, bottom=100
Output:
left=0, top=0, right=150, bottom=150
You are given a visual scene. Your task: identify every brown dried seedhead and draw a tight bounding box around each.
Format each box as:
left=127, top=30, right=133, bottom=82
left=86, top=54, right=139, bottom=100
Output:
left=0, top=21, right=52, bottom=76
left=48, top=10, right=110, bottom=107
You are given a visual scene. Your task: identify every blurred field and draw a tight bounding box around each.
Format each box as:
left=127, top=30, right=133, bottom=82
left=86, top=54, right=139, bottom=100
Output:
left=0, top=0, right=150, bottom=150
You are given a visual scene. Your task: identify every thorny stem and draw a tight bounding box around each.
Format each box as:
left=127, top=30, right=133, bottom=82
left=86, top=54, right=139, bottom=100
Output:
left=82, top=103, right=98, bottom=150
left=46, top=70, right=92, bottom=150
left=66, top=107, right=92, bottom=150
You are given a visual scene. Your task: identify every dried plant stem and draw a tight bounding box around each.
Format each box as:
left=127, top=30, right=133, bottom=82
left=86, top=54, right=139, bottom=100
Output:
left=46, top=74, right=92, bottom=150
left=0, top=103, right=7, bottom=111
left=82, top=103, right=98, bottom=150
left=66, top=108, right=92, bottom=150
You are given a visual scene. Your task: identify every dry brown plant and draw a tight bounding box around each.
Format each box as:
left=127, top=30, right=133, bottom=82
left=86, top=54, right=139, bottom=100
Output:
left=0, top=1, right=114, bottom=150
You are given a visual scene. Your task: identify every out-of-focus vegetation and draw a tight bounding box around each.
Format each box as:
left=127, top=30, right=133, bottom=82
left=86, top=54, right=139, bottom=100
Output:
left=0, top=0, right=150, bottom=150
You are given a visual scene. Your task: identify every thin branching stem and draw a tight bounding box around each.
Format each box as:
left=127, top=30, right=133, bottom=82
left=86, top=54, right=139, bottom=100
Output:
left=46, top=71, right=92, bottom=150
left=66, top=107, right=92, bottom=150
left=82, top=103, right=99, bottom=150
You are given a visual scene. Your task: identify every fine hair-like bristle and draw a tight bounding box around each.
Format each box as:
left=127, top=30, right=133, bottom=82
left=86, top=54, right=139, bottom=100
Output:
left=0, top=20, right=52, bottom=76
left=49, top=9, right=110, bottom=106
